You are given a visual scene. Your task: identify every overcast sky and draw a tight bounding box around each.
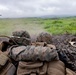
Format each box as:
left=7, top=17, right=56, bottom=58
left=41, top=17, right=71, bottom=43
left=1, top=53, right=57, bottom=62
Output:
left=0, top=0, right=76, bottom=18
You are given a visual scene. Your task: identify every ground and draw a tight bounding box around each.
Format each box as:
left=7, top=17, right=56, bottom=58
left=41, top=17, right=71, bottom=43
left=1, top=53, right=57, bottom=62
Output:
left=0, top=17, right=76, bottom=35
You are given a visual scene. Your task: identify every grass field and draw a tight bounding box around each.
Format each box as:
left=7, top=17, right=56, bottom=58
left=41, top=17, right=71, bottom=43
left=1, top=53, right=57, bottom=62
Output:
left=44, top=17, right=76, bottom=34
left=0, top=17, right=76, bottom=35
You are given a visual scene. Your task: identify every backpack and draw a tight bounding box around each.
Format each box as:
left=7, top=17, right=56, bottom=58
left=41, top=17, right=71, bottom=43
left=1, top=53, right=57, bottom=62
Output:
left=0, top=52, right=16, bottom=75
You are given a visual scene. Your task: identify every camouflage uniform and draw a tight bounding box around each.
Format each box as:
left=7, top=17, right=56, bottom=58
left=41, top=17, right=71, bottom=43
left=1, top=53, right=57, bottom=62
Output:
left=9, top=46, right=59, bottom=62
left=8, top=45, right=67, bottom=75
left=58, top=49, right=76, bottom=72
left=8, top=31, right=76, bottom=75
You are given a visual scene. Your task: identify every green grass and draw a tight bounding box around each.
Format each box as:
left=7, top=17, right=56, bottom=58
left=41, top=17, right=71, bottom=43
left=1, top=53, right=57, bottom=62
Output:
left=0, top=17, right=76, bottom=35
left=44, top=17, right=76, bottom=34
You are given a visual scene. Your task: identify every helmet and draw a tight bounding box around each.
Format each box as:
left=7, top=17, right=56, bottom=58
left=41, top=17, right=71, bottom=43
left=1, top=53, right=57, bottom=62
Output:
left=10, top=30, right=31, bottom=46
left=13, top=30, right=30, bottom=38
left=36, top=32, right=52, bottom=44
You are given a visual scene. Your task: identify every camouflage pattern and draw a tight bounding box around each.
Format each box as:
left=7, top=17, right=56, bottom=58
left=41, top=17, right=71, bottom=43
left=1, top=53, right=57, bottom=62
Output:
left=9, top=30, right=31, bottom=46
left=36, top=32, right=52, bottom=44
left=0, top=30, right=76, bottom=75
left=13, top=30, right=30, bottom=38
left=58, top=49, right=76, bottom=72
left=9, top=36, right=31, bottom=46
left=9, top=45, right=59, bottom=61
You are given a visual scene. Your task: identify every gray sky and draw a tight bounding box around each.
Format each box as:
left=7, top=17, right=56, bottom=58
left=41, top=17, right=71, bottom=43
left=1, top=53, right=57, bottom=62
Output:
left=0, top=0, right=76, bottom=18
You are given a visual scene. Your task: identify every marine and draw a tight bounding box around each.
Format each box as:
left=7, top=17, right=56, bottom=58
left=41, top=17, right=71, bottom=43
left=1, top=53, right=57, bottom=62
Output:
left=0, top=30, right=76, bottom=75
